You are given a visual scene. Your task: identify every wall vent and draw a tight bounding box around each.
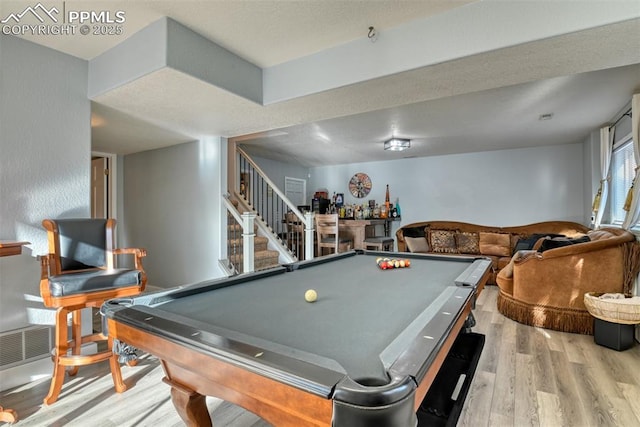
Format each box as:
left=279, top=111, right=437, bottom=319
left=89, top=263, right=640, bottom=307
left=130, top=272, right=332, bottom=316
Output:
left=0, top=326, right=53, bottom=369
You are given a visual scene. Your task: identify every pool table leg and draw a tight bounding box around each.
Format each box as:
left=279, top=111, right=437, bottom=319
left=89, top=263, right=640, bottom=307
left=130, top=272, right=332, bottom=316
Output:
left=163, top=377, right=212, bottom=427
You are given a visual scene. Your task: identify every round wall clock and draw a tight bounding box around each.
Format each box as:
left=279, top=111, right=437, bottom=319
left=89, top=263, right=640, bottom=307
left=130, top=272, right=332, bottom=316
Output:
left=349, top=173, right=372, bottom=198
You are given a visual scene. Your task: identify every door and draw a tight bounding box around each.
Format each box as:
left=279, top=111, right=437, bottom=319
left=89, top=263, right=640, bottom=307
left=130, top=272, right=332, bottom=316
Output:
left=285, top=177, right=306, bottom=208
left=91, top=157, right=108, bottom=218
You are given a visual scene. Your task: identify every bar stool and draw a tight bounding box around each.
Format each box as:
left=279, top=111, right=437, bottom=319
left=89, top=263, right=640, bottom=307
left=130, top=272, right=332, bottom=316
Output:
left=364, top=236, right=394, bottom=251
left=39, top=218, right=147, bottom=405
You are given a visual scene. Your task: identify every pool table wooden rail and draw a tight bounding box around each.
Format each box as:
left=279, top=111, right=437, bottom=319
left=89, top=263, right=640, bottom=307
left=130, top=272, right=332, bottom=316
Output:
left=106, top=293, right=479, bottom=427
left=108, top=318, right=334, bottom=426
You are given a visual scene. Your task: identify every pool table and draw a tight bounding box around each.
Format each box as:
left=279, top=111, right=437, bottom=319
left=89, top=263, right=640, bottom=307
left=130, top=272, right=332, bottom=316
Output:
left=102, top=251, right=491, bottom=427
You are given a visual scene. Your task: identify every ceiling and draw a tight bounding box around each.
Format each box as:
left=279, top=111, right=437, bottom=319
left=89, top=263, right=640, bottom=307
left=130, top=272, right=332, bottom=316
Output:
left=3, top=1, right=639, bottom=166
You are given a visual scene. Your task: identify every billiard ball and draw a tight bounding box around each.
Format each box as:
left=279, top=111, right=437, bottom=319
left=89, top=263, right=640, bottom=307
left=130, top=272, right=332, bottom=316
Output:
left=305, top=289, right=317, bottom=302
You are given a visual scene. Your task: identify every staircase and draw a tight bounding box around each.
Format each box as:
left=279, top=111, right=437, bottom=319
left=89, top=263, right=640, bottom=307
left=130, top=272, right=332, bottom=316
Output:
left=226, top=221, right=280, bottom=274
left=221, top=146, right=313, bottom=276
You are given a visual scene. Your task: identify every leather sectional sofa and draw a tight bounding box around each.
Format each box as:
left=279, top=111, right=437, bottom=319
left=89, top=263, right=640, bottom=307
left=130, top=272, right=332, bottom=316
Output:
left=396, top=221, right=638, bottom=334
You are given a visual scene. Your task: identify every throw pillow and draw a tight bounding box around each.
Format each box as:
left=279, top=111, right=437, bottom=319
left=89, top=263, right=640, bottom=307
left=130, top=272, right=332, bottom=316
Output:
left=510, top=234, right=522, bottom=252
left=538, top=235, right=590, bottom=252
left=479, top=232, right=511, bottom=257
left=429, top=229, right=458, bottom=254
left=405, top=236, right=429, bottom=253
left=455, top=232, right=480, bottom=254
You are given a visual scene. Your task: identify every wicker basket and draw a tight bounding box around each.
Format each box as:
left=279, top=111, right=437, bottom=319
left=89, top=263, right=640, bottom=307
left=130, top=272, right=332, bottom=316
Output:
left=584, top=292, right=640, bottom=324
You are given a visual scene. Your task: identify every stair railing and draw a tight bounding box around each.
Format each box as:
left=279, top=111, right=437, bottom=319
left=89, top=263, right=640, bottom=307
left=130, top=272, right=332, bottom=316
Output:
left=236, top=147, right=314, bottom=261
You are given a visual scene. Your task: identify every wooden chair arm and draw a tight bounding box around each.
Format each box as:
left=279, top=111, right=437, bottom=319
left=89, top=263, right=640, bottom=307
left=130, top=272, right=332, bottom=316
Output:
left=39, top=255, right=54, bottom=306
left=113, top=248, right=147, bottom=257
left=113, top=248, right=147, bottom=269
left=39, top=254, right=52, bottom=279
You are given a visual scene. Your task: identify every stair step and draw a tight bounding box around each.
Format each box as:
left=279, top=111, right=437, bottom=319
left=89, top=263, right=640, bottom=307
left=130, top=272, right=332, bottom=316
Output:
left=228, top=236, right=268, bottom=252
left=229, top=250, right=280, bottom=273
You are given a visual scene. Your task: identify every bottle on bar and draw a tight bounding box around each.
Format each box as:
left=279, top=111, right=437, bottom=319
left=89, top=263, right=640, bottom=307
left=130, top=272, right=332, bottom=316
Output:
left=384, top=184, right=389, bottom=212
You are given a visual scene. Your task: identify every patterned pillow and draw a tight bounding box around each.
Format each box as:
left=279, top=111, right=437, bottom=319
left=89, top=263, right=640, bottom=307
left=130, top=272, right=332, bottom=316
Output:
left=456, top=232, right=480, bottom=254
left=429, top=229, right=458, bottom=254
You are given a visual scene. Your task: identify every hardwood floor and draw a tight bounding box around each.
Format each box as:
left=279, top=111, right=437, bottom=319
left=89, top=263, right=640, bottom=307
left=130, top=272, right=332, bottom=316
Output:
left=458, top=286, right=640, bottom=427
left=1, top=285, right=638, bottom=426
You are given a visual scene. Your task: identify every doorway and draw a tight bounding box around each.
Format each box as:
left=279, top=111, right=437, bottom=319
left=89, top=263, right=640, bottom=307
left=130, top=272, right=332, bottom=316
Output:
left=285, top=177, right=306, bottom=208
left=91, top=152, right=116, bottom=219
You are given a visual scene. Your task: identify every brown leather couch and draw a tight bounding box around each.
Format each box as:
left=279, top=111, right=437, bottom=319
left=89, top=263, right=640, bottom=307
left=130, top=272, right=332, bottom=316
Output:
left=396, top=220, right=591, bottom=285
left=496, top=227, right=637, bottom=334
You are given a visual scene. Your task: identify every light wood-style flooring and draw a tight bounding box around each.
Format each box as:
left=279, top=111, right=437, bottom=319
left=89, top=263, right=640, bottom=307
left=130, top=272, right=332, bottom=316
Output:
left=1, top=285, right=639, bottom=426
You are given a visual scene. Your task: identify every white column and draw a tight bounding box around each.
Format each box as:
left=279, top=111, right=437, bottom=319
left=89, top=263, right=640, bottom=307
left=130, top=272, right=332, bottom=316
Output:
left=242, top=212, right=256, bottom=273
left=304, top=212, right=315, bottom=261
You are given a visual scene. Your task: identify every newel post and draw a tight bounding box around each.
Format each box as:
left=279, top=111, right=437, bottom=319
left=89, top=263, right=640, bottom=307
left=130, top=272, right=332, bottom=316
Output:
left=304, top=212, right=315, bottom=261
left=242, top=212, right=256, bottom=273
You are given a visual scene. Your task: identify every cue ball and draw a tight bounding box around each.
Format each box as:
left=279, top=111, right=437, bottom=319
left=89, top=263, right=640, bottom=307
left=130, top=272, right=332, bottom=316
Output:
left=305, top=289, right=317, bottom=303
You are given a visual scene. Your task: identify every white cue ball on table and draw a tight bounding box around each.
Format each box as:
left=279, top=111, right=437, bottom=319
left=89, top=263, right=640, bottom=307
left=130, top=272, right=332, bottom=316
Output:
left=304, top=289, right=317, bottom=303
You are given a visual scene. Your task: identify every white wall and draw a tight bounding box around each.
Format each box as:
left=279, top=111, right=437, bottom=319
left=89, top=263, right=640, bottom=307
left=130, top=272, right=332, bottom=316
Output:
left=122, top=138, right=226, bottom=288
left=0, top=35, right=90, bottom=332
left=310, top=143, right=586, bottom=228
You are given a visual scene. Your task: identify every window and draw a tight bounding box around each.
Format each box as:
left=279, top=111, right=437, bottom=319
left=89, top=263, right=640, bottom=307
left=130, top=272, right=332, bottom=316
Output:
left=609, top=136, right=637, bottom=225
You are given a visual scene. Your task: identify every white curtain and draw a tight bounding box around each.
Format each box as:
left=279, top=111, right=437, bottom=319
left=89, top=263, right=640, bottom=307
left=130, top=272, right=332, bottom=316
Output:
left=622, top=93, right=640, bottom=229
left=592, top=126, right=614, bottom=228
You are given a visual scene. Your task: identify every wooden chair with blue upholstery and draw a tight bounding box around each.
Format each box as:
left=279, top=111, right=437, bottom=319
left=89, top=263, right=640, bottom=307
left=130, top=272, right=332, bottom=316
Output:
left=39, top=218, right=147, bottom=405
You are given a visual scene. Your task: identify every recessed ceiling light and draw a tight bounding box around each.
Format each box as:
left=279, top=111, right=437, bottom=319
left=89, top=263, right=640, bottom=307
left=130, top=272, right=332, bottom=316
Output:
left=539, top=113, right=554, bottom=121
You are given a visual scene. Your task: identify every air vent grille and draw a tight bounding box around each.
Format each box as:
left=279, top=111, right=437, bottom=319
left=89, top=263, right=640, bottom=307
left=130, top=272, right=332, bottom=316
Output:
left=0, top=326, right=52, bottom=368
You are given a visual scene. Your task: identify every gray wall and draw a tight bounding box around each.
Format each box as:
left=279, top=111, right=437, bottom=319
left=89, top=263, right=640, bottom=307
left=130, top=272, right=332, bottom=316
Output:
left=248, top=154, right=310, bottom=193
left=123, top=138, right=226, bottom=288
left=0, top=35, right=90, bottom=332
left=309, top=143, right=586, bottom=228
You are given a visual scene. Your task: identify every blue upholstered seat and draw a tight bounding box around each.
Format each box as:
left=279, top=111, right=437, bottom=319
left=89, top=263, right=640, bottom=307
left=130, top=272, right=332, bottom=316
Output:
left=47, top=268, right=142, bottom=297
